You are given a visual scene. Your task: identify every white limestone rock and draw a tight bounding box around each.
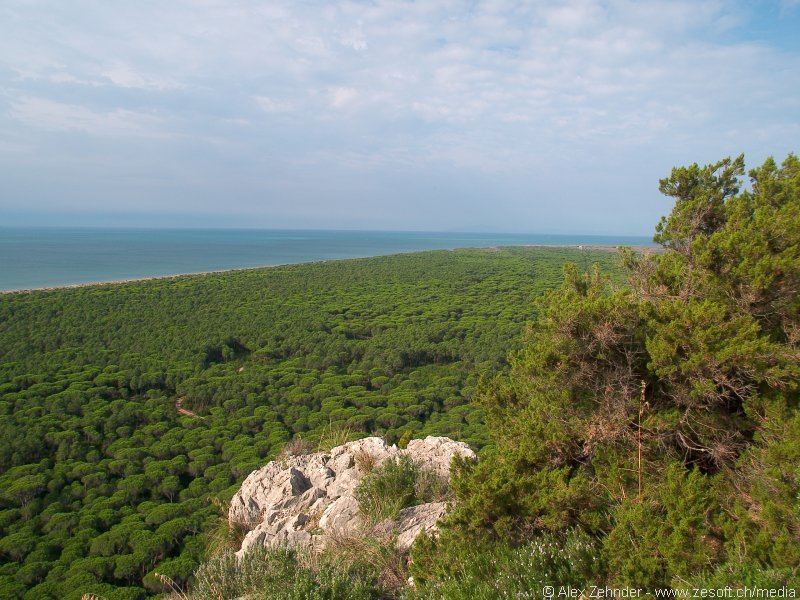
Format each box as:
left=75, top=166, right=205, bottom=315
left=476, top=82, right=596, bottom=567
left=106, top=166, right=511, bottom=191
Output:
left=394, top=502, right=448, bottom=550
left=228, top=436, right=476, bottom=558
left=319, top=495, right=360, bottom=532
left=403, top=436, right=475, bottom=478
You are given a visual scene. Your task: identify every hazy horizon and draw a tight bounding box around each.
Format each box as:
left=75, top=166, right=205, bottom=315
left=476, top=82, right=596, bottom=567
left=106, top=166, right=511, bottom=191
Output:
left=0, top=221, right=656, bottom=237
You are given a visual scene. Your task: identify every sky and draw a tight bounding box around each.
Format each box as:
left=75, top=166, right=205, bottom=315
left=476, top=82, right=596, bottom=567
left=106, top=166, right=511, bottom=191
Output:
left=1, top=0, right=798, bottom=234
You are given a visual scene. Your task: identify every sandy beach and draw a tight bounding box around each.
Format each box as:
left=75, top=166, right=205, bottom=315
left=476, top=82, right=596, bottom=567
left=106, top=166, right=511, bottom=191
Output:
left=520, top=244, right=659, bottom=253
left=0, top=265, right=267, bottom=295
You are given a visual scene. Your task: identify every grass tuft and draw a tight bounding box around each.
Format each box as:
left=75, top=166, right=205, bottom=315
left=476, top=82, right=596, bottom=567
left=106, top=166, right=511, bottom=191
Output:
left=354, top=455, right=450, bottom=526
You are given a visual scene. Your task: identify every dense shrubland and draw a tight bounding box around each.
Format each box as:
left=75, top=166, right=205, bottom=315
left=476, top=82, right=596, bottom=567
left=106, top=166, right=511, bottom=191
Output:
left=411, top=153, right=800, bottom=594
left=0, top=246, right=619, bottom=598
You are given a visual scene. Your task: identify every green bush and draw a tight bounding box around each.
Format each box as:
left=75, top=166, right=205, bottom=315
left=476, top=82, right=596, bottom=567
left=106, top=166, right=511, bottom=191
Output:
left=355, top=456, right=422, bottom=524
left=407, top=528, right=602, bottom=600
left=602, top=465, right=719, bottom=589
left=354, top=455, right=449, bottom=525
left=425, top=152, right=800, bottom=591
left=676, top=560, right=800, bottom=592
left=191, top=547, right=378, bottom=600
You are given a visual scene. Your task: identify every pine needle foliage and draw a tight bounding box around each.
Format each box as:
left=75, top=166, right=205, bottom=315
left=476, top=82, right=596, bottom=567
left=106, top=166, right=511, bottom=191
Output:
left=419, top=153, right=800, bottom=591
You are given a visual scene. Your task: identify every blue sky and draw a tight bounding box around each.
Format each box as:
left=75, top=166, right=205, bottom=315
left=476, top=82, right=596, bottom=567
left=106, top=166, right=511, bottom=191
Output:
left=1, top=1, right=798, bottom=234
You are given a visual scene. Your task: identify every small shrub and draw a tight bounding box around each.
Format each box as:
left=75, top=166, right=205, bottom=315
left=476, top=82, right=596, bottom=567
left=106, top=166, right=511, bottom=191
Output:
left=675, top=560, right=800, bottom=590
left=414, top=467, right=451, bottom=504
left=324, top=529, right=410, bottom=596
left=191, top=547, right=379, bottom=600
left=408, top=528, right=602, bottom=599
left=355, top=449, right=378, bottom=475
left=397, top=430, right=413, bottom=449
left=355, top=455, right=452, bottom=526
left=279, top=436, right=315, bottom=458
left=355, top=456, right=421, bottom=525
left=317, top=422, right=355, bottom=453
left=204, top=497, right=247, bottom=557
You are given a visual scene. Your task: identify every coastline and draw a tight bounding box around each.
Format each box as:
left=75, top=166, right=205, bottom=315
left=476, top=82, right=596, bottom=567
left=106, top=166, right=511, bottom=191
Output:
left=514, top=244, right=660, bottom=253
left=0, top=265, right=275, bottom=295
left=0, top=244, right=658, bottom=295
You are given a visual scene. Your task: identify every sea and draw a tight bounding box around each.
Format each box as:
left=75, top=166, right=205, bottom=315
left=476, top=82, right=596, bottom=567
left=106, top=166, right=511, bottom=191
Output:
left=0, top=228, right=655, bottom=292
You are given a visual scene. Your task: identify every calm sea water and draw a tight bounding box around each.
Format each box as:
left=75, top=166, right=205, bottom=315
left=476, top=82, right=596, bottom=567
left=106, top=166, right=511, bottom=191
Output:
left=0, top=228, right=654, bottom=292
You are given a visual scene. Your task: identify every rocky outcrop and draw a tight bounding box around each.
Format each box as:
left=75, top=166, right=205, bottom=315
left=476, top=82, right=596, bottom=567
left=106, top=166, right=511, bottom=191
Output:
left=387, top=502, right=448, bottom=550
left=229, top=436, right=475, bottom=557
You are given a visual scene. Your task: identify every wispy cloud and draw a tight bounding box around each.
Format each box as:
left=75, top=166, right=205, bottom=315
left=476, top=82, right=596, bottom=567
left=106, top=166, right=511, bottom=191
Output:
left=330, top=87, right=359, bottom=109
left=102, top=64, right=183, bottom=91
left=0, top=0, right=798, bottom=233
left=8, top=96, right=166, bottom=137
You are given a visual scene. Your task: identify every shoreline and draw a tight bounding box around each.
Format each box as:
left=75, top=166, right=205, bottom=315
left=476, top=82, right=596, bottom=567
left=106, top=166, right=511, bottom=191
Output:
left=0, top=265, right=274, bottom=295
left=515, top=244, right=659, bottom=253
left=0, top=244, right=658, bottom=295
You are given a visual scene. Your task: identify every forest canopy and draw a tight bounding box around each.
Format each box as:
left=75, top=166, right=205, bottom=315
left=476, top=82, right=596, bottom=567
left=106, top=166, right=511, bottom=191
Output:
left=0, top=245, right=620, bottom=599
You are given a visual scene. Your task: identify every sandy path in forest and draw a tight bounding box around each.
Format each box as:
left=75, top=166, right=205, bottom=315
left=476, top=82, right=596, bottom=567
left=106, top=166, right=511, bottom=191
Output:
left=176, top=397, right=201, bottom=418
